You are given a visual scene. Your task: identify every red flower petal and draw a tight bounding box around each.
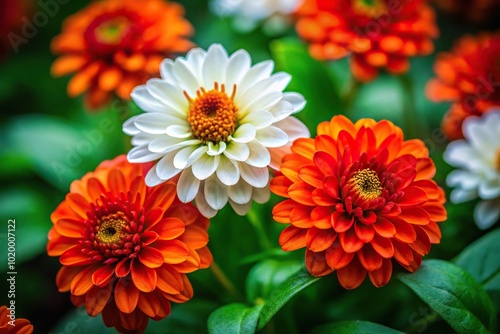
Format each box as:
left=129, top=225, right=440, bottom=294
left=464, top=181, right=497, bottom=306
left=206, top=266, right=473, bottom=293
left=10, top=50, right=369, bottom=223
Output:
left=60, top=245, right=95, bottom=266
left=368, top=258, right=393, bottom=287
left=306, top=227, right=337, bottom=252
left=279, top=226, right=307, bottom=251
left=420, top=221, right=442, bottom=244
left=311, top=206, right=333, bottom=229
left=298, top=164, right=324, bottom=188
left=373, top=217, right=396, bottom=238
left=92, top=264, right=115, bottom=286
left=288, top=181, right=316, bottom=206
left=108, top=169, right=127, bottom=196
left=70, top=264, right=98, bottom=296
left=315, top=134, right=337, bottom=154
left=137, top=291, right=162, bottom=317
left=399, top=186, right=427, bottom=206
left=115, top=258, right=132, bottom=277
left=370, top=234, right=394, bottom=258
left=305, top=249, right=334, bottom=276
left=144, top=208, right=165, bottom=230
left=336, top=257, right=366, bottom=290
left=139, top=246, right=165, bottom=268
left=85, top=284, right=112, bottom=316
left=390, top=217, right=417, bottom=243
left=354, top=222, right=375, bottom=243
left=156, top=265, right=184, bottom=294
left=339, top=228, right=364, bottom=253
left=357, top=244, right=383, bottom=271
left=409, top=226, right=431, bottom=256
left=131, top=260, right=157, bottom=292
left=323, top=176, right=340, bottom=198
left=312, top=188, right=337, bottom=205
left=400, top=207, right=431, bottom=225
left=290, top=205, right=314, bottom=228
left=66, top=193, right=90, bottom=219
left=422, top=202, right=447, bottom=222
left=144, top=182, right=176, bottom=212
left=86, top=177, right=107, bottom=200
left=325, top=243, right=355, bottom=270
left=313, top=151, right=336, bottom=176
left=393, top=240, right=414, bottom=267
left=154, top=240, right=190, bottom=264
left=332, top=212, right=354, bottom=233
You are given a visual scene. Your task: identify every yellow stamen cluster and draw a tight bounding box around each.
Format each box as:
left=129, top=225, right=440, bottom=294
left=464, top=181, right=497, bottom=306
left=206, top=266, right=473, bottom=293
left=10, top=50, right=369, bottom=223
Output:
left=352, top=0, right=387, bottom=17
left=349, top=168, right=383, bottom=200
left=95, top=17, right=130, bottom=45
left=186, top=82, right=237, bottom=143
left=96, top=217, right=125, bottom=244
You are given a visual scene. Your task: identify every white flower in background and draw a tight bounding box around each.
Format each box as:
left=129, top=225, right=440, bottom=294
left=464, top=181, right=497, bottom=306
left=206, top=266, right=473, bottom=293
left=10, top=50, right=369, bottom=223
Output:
left=123, top=43, right=309, bottom=218
left=211, top=0, right=301, bottom=33
left=444, top=109, right=500, bottom=229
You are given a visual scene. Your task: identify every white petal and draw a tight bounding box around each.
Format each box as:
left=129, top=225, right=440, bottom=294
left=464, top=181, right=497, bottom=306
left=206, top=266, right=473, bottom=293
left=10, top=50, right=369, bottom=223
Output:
left=268, top=145, right=291, bottom=170
left=240, top=110, right=274, bottom=130
left=246, top=141, right=271, bottom=167
left=225, top=49, right=252, bottom=94
left=474, top=199, right=500, bottom=230
left=224, top=141, right=250, bottom=161
left=231, top=123, right=256, bottom=143
left=172, top=58, right=202, bottom=97
left=127, top=145, right=163, bottom=163
left=268, top=100, right=294, bottom=122
left=256, top=126, right=289, bottom=147
left=146, top=79, right=189, bottom=115
left=216, top=155, right=240, bottom=186
left=156, top=151, right=182, bottom=180
left=444, top=140, right=488, bottom=171
left=195, top=187, right=218, bottom=218
left=134, top=113, right=181, bottom=134
left=185, top=48, right=206, bottom=76
left=446, top=170, right=481, bottom=190
left=166, top=124, right=193, bottom=138
left=242, top=92, right=283, bottom=118
left=202, top=44, right=228, bottom=87
left=237, top=76, right=286, bottom=117
left=131, top=86, right=166, bottom=113
left=283, top=92, right=306, bottom=113
left=177, top=169, right=201, bottom=203
left=123, top=116, right=140, bottom=135
left=204, top=176, right=229, bottom=210
left=239, top=163, right=269, bottom=187
left=268, top=72, right=291, bottom=92
left=192, top=154, right=220, bottom=180
left=228, top=180, right=252, bottom=204
left=236, top=60, right=274, bottom=99
left=463, top=116, right=497, bottom=153
left=173, top=145, right=207, bottom=169
left=148, top=136, right=184, bottom=153
left=207, top=141, right=227, bottom=156
left=450, top=189, right=477, bottom=204
left=159, top=59, right=175, bottom=82
left=145, top=164, right=165, bottom=186
left=252, top=184, right=270, bottom=204
left=131, top=132, right=161, bottom=146
left=229, top=199, right=252, bottom=216
left=478, top=178, right=500, bottom=200
left=274, top=116, right=310, bottom=141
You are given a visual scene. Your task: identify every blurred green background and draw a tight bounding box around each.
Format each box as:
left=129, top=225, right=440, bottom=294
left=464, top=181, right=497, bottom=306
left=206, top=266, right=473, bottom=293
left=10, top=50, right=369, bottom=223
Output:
left=0, top=0, right=498, bottom=333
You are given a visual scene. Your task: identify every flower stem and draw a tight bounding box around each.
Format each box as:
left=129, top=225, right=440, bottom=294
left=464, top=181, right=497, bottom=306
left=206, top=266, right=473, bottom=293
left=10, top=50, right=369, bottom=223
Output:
left=210, top=261, right=244, bottom=301
left=247, top=207, right=273, bottom=250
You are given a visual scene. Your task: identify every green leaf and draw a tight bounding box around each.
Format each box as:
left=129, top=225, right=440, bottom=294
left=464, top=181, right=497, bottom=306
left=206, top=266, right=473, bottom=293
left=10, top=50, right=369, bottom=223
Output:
left=310, top=320, right=404, bottom=334
left=398, top=259, right=497, bottom=334
left=257, top=269, right=321, bottom=330
left=208, top=303, right=263, bottom=334
left=270, top=39, right=342, bottom=135
left=50, top=307, right=115, bottom=333
left=246, top=259, right=302, bottom=302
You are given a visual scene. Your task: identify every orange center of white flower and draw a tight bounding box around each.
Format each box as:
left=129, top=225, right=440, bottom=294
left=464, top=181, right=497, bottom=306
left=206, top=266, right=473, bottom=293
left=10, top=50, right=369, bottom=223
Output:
left=349, top=168, right=382, bottom=200
left=495, top=148, right=500, bottom=171
left=352, top=0, right=386, bottom=17
left=96, top=216, right=126, bottom=245
left=94, top=16, right=130, bottom=45
left=185, top=82, right=238, bottom=143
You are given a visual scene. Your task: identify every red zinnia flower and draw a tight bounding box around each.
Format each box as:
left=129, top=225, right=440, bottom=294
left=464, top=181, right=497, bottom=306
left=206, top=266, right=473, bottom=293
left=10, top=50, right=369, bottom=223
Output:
left=270, top=115, right=446, bottom=289
left=426, top=32, right=500, bottom=140
left=0, top=305, right=34, bottom=334
left=47, top=155, right=212, bottom=333
left=51, top=0, right=194, bottom=110
left=294, top=0, right=439, bottom=81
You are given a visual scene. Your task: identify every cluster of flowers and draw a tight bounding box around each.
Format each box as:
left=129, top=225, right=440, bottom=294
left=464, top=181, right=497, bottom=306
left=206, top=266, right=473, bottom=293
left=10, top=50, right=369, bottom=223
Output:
left=1, top=0, right=496, bottom=333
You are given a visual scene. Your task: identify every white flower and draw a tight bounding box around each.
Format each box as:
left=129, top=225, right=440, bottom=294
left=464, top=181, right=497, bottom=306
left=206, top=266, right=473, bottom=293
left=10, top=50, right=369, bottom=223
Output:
left=123, top=43, right=309, bottom=218
left=443, top=109, right=500, bottom=229
left=211, top=0, right=301, bottom=33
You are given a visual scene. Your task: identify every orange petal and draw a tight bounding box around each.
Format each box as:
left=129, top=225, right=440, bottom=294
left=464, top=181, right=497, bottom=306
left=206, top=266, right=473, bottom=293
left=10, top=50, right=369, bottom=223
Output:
left=313, top=151, right=336, bottom=176
left=139, top=246, right=165, bottom=268
left=98, top=67, right=123, bottom=91
left=85, top=284, right=112, bottom=316
left=156, top=265, right=184, bottom=294
left=422, top=202, right=447, bottom=222
left=47, top=228, right=77, bottom=256
left=65, top=193, right=91, bottom=220
left=92, top=264, right=115, bottom=287
left=138, top=291, right=162, bottom=317
left=144, top=182, right=177, bottom=212
left=370, top=234, right=394, bottom=258
left=399, top=207, right=430, bottom=225
left=155, top=240, right=190, bottom=264
left=409, top=226, right=431, bottom=256
left=115, top=278, right=139, bottom=314
left=357, top=244, right=383, bottom=271
left=288, top=181, right=316, bottom=206
left=332, top=212, right=354, bottom=233
left=373, top=217, right=396, bottom=238
left=339, top=229, right=364, bottom=253
left=305, top=249, right=333, bottom=276
left=115, top=258, right=132, bottom=277
left=393, top=240, right=414, bottom=267
left=420, top=221, right=442, bottom=244
left=336, top=257, right=367, bottom=289
left=70, top=264, right=98, bottom=296
left=354, top=222, right=375, bottom=243
left=131, top=260, right=157, bottom=292
left=178, top=224, right=208, bottom=249
left=51, top=55, right=88, bottom=76
left=390, top=217, right=417, bottom=243
left=306, top=227, right=336, bottom=252
left=368, top=258, right=393, bottom=287
left=399, top=186, right=427, bottom=206
left=67, top=62, right=101, bottom=97
left=279, top=225, right=307, bottom=251
left=298, top=164, right=324, bottom=189
left=56, top=265, right=83, bottom=292
left=60, top=245, right=94, bottom=266
left=325, top=243, right=354, bottom=270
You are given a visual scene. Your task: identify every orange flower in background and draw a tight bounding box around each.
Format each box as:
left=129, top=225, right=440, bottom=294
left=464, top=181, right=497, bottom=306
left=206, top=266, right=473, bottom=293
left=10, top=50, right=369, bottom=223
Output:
left=295, top=0, right=439, bottom=81
left=0, top=305, right=34, bottom=334
left=432, top=0, right=500, bottom=24
left=51, top=0, right=194, bottom=110
left=47, top=155, right=212, bottom=333
left=426, top=32, right=500, bottom=140
left=271, top=115, right=446, bottom=289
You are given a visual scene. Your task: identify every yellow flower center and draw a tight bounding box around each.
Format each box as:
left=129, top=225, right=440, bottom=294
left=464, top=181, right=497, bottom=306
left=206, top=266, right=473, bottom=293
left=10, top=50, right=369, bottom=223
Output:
left=96, top=217, right=125, bottom=244
left=349, top=168, right=383, bottom=200
left=185, top=82, right=238, bottom=144
left=95, top=17, right=130, bottom=45
left=352, top=0, right=386, bottom=17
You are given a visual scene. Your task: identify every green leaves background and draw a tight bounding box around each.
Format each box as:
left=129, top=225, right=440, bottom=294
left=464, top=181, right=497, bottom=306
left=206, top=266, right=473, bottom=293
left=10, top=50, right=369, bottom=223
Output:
left=0, top=0, right=498, bottom=333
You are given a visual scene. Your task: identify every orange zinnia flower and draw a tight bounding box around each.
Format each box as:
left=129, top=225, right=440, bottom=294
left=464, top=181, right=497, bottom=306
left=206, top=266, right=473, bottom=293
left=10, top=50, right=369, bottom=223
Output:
left=294, top=0, right=438, bottom=81
left=270, top=115, right=446, bottom=289
left=47, top=155, right=212, bottom=333
left=0, top=305, right=34, bottom=334
left=426, top=32, right=500, bottom=140
left=51, top=0, right=194, bottom=110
